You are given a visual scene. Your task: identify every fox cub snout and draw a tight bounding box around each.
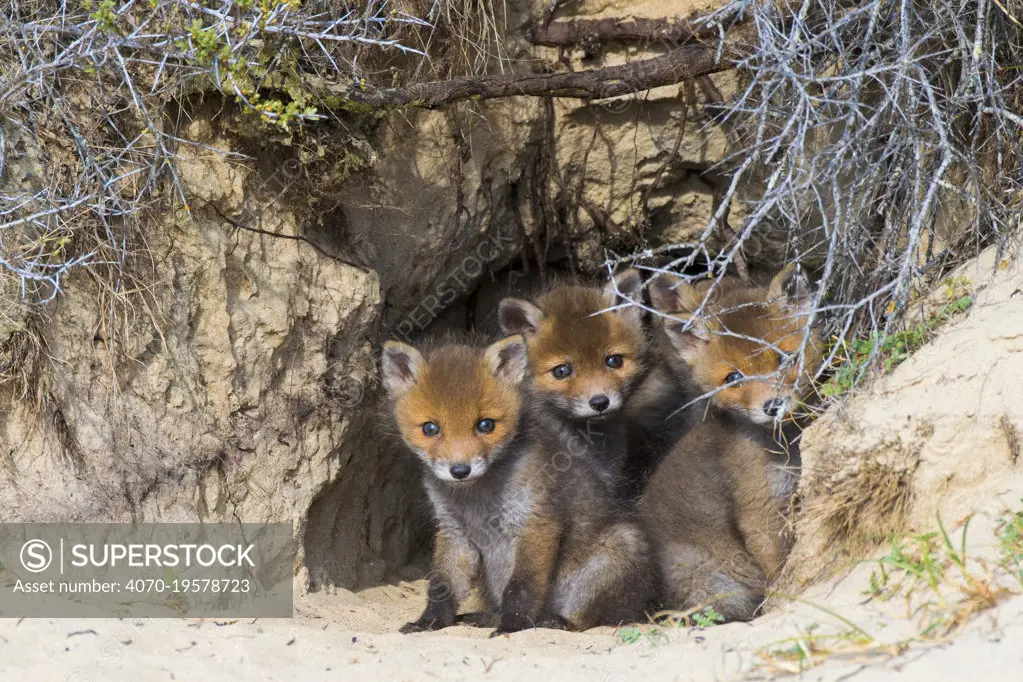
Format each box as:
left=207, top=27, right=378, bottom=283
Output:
left=498, top=270, right=646, bottom=421
left=381, top=336, right=527, bottom=486
left=650, top=264, right=823, bottom=426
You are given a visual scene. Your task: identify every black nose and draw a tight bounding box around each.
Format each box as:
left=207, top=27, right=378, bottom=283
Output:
left=449, top=464, right=471, bottom=480
left=589, top=394, right=610, bottom=412
left=763, top=399, right=785, bottom=417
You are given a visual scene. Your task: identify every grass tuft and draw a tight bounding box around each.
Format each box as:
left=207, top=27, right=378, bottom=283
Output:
left=756, top=505, right=1023, bottom=675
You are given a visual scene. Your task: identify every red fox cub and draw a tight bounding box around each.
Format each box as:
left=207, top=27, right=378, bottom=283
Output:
left=640, top=417, right=787, bottom=621
left=496, top=270, right=647, bottom=486
left=648, top=264, right=823, bottom=428
left=381, top=335, right=651, bottom=634
left=639, top=265, right=824, bottom=621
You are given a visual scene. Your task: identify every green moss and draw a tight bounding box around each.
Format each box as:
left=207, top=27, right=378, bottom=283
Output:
left=337, top=99, right=381, bottom=116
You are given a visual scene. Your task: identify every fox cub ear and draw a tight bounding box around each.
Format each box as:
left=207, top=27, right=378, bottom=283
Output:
left=650, top=273, right=720, bottom=315
left=649, top=273, right=690, bottom=315
left=769, top=263, right=814, bottom=316
left=381, top=341, right=426, bottom=397
left=601, top=268, right=643, bottom=326
left=650, top=274, right=712, bottom=363
left=485, top=335, right=528, bottom=385
left=662, top=316, right=711, bottom=364
left=498, top=298, right=544, bottom=336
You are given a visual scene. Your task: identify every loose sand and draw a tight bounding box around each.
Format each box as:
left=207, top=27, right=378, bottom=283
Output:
left=3, top=550, right=1022, bottom=682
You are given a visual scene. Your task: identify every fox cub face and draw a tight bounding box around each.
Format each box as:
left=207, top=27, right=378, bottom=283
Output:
left=650, top=265, right=823, bottom=426
left=497, top=270, right=646, bottom=421
left=381, top=336, right=528, bottom=487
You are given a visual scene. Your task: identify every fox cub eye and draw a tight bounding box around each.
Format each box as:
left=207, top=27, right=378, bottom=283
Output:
left=551, top=364, right=572, bottom=380
left=723, top=371, right=744, bottom=386
left=476, top=418, right=496, bottom=434
left=422, top=422, right=440, bottom=437
left=605, top=354, right=624, bottom=369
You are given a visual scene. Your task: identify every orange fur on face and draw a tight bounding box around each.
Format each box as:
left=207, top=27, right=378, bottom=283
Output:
left=691, top=300, right=819, bottom=418
left=382, top=337, right=528, bottom=485
left=525, top=286, right=645, bottom=419
left=394, top=346, right=522, bottom=466
left=653, top=271, right=824, bottom=426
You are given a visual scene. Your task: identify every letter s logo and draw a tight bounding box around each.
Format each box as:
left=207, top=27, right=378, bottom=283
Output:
left=20, top=539, right=53, bottom=573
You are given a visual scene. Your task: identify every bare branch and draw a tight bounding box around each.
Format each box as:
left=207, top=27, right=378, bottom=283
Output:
left=341, top=28, right=759, bottom=109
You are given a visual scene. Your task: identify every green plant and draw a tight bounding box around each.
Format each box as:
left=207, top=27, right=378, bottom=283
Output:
left=650, top=603, right=728, bottom=631
left=996, top=502, right=1023, bottom=587
left=870, top=531, right=948, bottom=604
left=691, top=605, right=725, bottom=628
left=177, top=19, right=223, bottom=66
left=85, top=0, right=118, bottom=33
left=246, top=92, right=319, bottom=132
left=758, top=507, right=1023, bottom=675
left=757, top=622, right=891, bottom=676
left=617, top=625, right=670, bottom=646
left=822, top=296, right=974, bottom=398
left=618, top=626, right=643, bottom=644
left=620, top=603, right=727, bottom=647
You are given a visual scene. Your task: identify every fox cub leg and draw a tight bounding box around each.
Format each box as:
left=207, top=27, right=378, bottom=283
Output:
left=722, top=442, right=792, bottom=581
left=493, top=514, right=562, bottom=635
left=657, top=542, right=766, bottom=622
left=550, top=522, right=652, bottom=630
left=401, top=529, right=480, bottom=633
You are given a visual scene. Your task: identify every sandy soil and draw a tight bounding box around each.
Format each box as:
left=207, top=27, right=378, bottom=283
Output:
left=3, top=563, right=1022, bottom=681
left=6, top=481, right=1023, bottom=680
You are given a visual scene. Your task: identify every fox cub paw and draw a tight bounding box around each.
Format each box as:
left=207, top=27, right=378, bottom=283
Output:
left=454, top=612, right=496, bottom=628
left=399, top=614, right=454, bottom=634
left=490, top=611, right=535, bottom=636
left=490, top=611, right=569, bottom=636
left=534, top=613, right=570, bottom=630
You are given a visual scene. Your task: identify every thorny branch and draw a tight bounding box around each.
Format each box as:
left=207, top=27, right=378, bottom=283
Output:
left=1, top=0, right=1021, bottom=412
left=612, top=0, right=1023, bottom=404
left=0, top=0, right=448, bottom=303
